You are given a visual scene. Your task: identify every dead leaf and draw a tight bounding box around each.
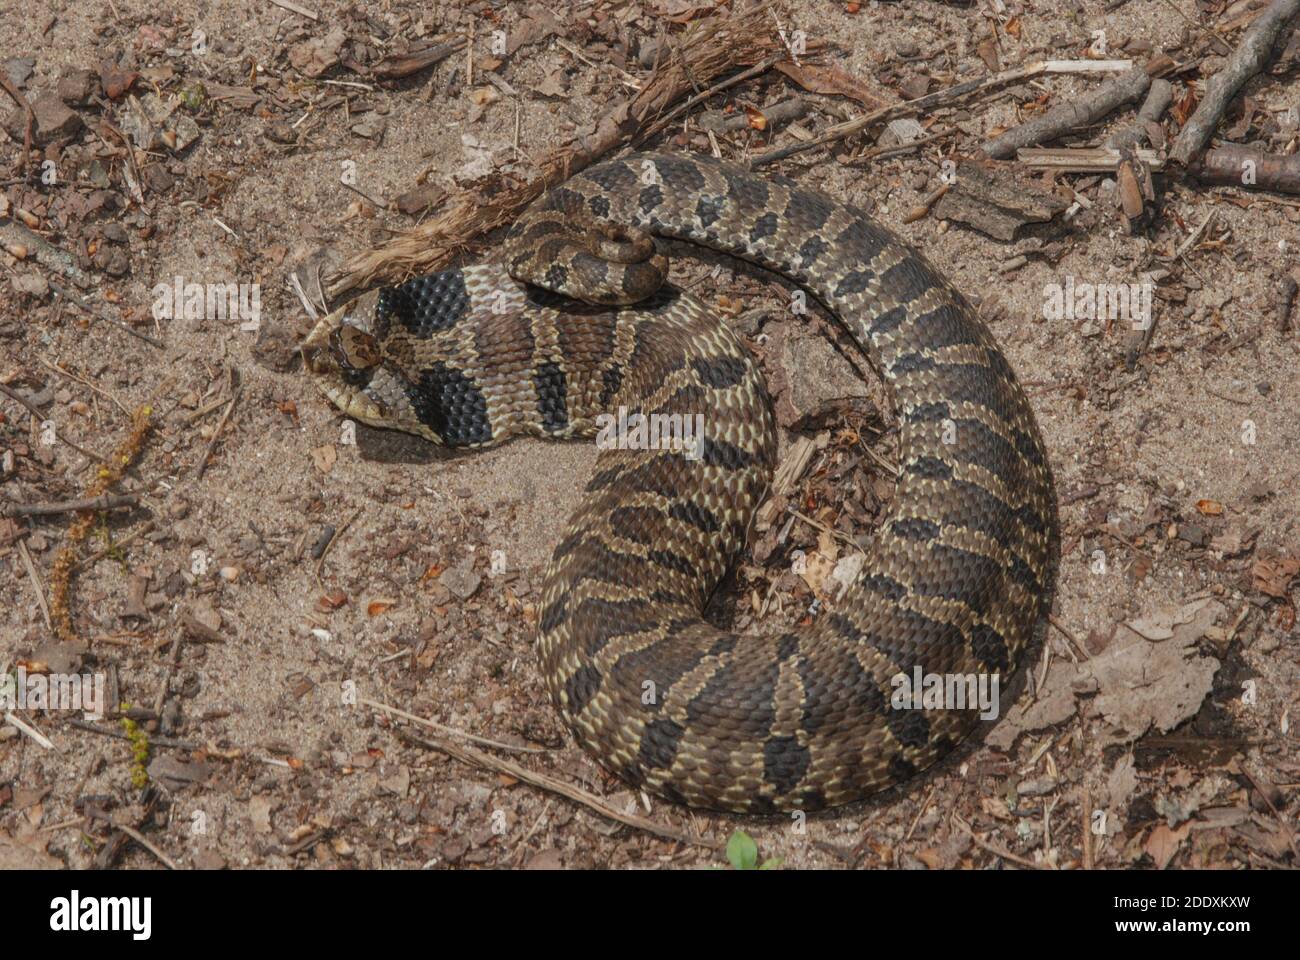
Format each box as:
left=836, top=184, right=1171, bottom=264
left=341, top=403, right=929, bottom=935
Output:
left=289, top=27, right=347, bottom=78
left=1145, top=822, right=1191, bottom=869
left=775, top=61, right=896, bottom=110
left=1252, top=555, right=1300, bottom=598
left=249, top=796, right=275, bottom=834
left=0, top=832, right=61, bottom=869
left=310, top=444, right=337, bottom=474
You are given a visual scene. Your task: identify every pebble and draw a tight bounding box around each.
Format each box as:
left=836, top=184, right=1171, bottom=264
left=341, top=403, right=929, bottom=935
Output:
left=438, top=563, right=481, bottom=601
left=219, top=566, right=241, bottom=582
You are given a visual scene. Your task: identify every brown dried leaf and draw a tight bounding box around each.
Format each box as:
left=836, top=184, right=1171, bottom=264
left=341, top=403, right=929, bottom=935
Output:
left=1144, top=822, right=1191, bottom=869
left=775, top=61, right=895, bottom=110
left=1252, top=556, right=1300, bottom=598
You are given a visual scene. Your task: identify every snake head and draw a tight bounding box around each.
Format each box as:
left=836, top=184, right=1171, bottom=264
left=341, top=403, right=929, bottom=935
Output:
left=301, top=294, right=395, bottom=426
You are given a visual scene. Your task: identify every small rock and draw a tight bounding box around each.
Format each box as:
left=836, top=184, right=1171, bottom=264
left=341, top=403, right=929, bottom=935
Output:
left=56, top=69, right=98, bottom=105
left=10, top=272, right=48, bottom=299
left=439, top=562, right=482, bottom=600
left=350, top=117, right=386, bottom=140
left=396, top=182, right=446, bottom=216
left=2, top=58, right=35, bottom=89
left=770, top=327, right=877, bottom=430
left=193, top=850, right=227, bottom=870
left=4, top=92, right=84, bottom=146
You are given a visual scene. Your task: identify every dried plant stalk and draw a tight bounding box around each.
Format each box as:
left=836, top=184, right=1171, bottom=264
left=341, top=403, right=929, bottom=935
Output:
left=324, top=2, right=778, bottom=301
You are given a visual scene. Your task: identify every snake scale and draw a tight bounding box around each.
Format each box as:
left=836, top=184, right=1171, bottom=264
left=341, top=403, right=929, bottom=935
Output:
left=303, top=151, right=1058, bottom=813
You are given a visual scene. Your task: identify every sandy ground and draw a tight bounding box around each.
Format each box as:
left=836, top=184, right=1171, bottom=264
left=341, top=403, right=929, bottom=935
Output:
left=0, top=0, right=1297, bottom=870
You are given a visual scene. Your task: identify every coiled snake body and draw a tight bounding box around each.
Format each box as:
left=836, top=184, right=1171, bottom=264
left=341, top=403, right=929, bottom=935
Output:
left=303, top=152, right=1057, bottom=812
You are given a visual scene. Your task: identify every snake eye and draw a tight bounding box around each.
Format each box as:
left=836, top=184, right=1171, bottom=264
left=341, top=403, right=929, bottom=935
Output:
left=327, top=325, right=381, bottom=387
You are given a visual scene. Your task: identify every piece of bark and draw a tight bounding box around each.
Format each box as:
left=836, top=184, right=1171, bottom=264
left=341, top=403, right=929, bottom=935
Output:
left=1017, top=146, right=1165, bottom=171
left=982, top=65, right=1152, bottom=159
left=371, top=39, right=464, bottom=80
left=1170, top=0, right=1300, bottom=166
left=1276, top=274, right=1297, bottom=332
left=932, top=162, right=1070, bottom=241
left=1190, top=144, right=1300, bottom=193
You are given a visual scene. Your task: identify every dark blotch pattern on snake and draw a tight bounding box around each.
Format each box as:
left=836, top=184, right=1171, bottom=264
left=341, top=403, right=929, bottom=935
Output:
left=302, top=151, right=1058, bottom=812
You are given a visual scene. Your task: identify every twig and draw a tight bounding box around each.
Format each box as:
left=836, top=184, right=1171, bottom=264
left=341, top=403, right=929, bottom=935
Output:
left=635, top=52, right=786, bottom=143
left=48, top=279, right=165, bottom=349
left=359, top=696, right=546, bottom=755
left=1, top=494, right=140, bottom=518
left=1082, top=787, right=1095, bottom=870
left=193, top=383, right=241, bottom=479
left=83, top=807, right=178, bottom=870
left=752, top=60, right=1047, bottom=166
left=955, top=815, right=1053, bottom=869
left=904, top=785, right=937, bottom=842
left=1239, top=766, right=1300, bottom=861
left=3, top=710, right=58, bottom=751
left=396, top=727, right=721, bottom=850
left=1170, top=0, right=1300, bottom=166
left=267, top=0, right=317, bottom=20
left=325, top=2, right=777, bottom=297
left=39, top=358, right=132, bottom=416
left=0, top=381, right=109, bottom=465
left=0, top=70, right=34, bottom=175
left=71, top=521, right=154, bottom=572
left=65, top=718, right=199, bottom=751
left=1104, top=77, right=1174, bottom=150
left=314, top=505, right=362, bottom=585
left=1191, top=145, right=1300, bottom=194
left=17, top=539, right=53, bottom=631
left=982, top=65, right=1152, bottom=159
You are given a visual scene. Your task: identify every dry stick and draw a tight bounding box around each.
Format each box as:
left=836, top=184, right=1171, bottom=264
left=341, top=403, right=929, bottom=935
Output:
left=325, top=2, right=776, bottom=298
left=0, top=382, right=109, bottom=465
left=266, top=0, right=317, bottom=20
left=48, top=278, right=165, bottom=349
left=1192, top=145, right=1300, bottom=194
left=17, top=539, right=53, bottom=630
left=70, top=520, right=153, bottom=572
left=982, top=65, right=1152, bottom=159
left=1082, top=787, right=1095, bottom=870
left=313, top=505, right=362, bottom=585
left=1170, top=0, right=1300, bottom=166
left=4, top=710, right=58, bottom=750
left=193, top=384, right=240, bottom=480
left=82, top=808, right=178, bottom=870
left=954, top=815, right=1053, bottom=869
left=752, top=61, right=1047, bottom=167
left=1, top=494, right=139, bottom=518
left=1239, top=766, right=1300, bottom=861
left=395, top=727, right=721, bottom=850
left=1105, top=78, right=1174, bottom=150
left=360, top=696, right=545, bottom=754
left=634, top=51, right=787, bottom=143
left=65, top=718, right=198, bottom=751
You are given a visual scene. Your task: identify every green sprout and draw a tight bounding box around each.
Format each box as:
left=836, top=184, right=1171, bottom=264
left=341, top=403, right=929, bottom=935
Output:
left=724, top=830, right=783, bottom=870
